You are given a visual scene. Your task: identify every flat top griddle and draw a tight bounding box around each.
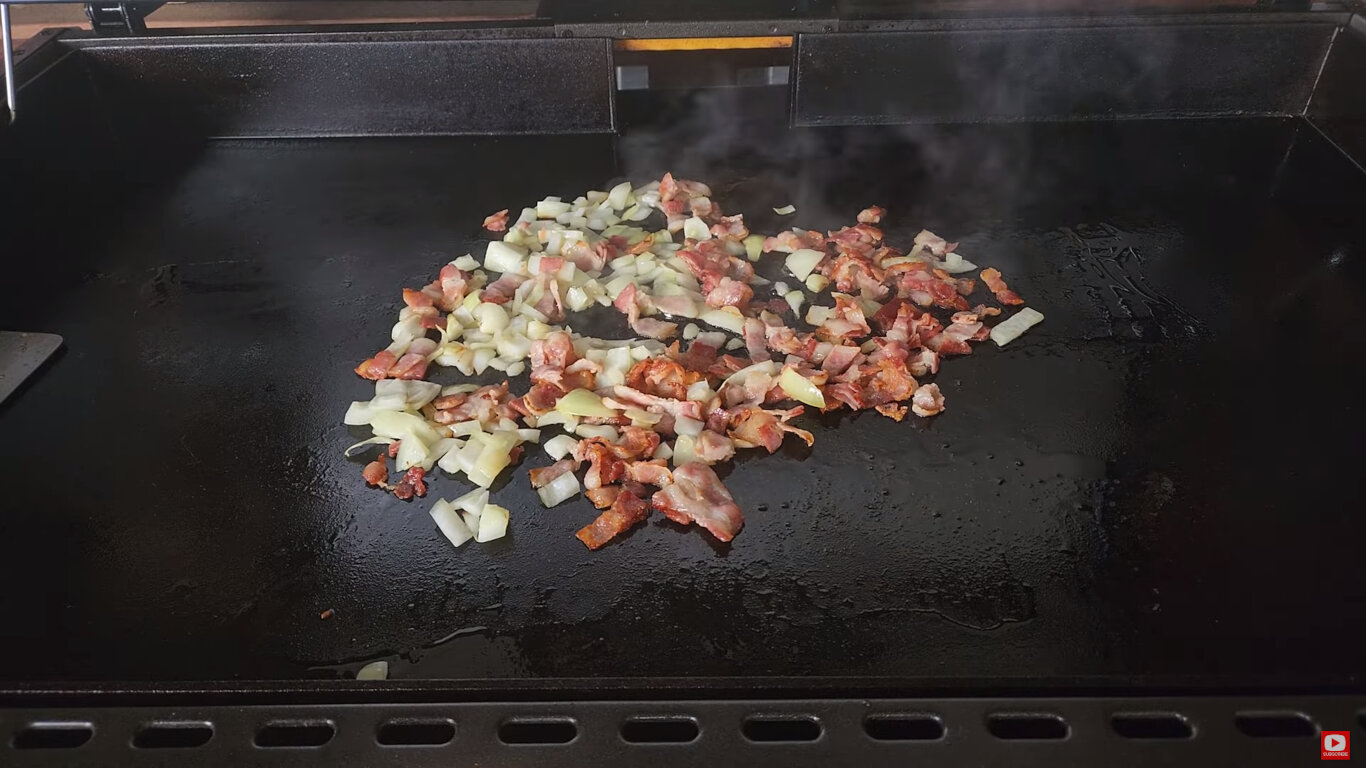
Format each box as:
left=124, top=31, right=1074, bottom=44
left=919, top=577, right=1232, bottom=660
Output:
left=2, top=104, right=1364, bottom=689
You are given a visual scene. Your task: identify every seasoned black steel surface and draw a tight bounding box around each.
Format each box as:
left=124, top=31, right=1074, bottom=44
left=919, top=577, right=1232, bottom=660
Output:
left=1, top=108, right=1365, bottom=688
left=795, top=23, right=1337, bottom=125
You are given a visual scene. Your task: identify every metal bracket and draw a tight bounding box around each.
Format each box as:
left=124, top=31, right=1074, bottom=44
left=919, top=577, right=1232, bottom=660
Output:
left=84, top=2, right=163, bottom=34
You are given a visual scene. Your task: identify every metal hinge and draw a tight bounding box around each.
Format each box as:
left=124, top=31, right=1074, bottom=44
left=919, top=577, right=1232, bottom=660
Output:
left=84, top=2, right=164, bottom=34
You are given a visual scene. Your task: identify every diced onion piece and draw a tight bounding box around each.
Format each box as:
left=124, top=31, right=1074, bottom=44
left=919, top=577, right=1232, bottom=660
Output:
left=779, top=367, right=826, bottom=408
left=396, top=432, right=431, bottom=471
left=674, top=415, right=704, bottom=436
left=370, top=411, right=440, bottom=444
left=344, top=435, right=394, bottom=457
left=785, top=248, right=824, bottom=281
left=695, top=331, right=727, bottom=348
left=436, top=440, right=466, bottom=474
left=556, top=388, right=619, bottom=418
left=544, top=434, right=578, bottom=460
left=576, top=424, right=620, bottom=441
left=430, top=498, right=474, bottom=547
left=485, top=241, right=528, bottom=274
left=773, top=204, right=796, bottom=215
left=357, top=661, right=389, bottom=681
left=526, top=320, right=551, bottom=340
left=699, top=307, right=745, bottom=334
left=805, top=305, right=835, bottom=325
left=686, top=380, right=715, bottom=402
left=784, top=290, right=806, bottom=316
left=453, top=487, right=489, bottom=517
left=472, top=347, right=496, bottom=374
left=537, top=472, right=582, bottom=508
left=990, top=307, right=1045, bottom=347
left=805, top=274, right=829, bottom=292
left=683, top=216, right=711, bottom=241
left=454, top=254, right=480, bottom=271
left=475, top=504, right=510, bottom=542
left=536, top=199, right=571, bottom=218
left=743, top=234, right=765, bottom=262
left=507, top=361, right=526, bottom=377
left=476, top=303, right=510, bottom=334
left=451, top=433, right=486, bottom=476
left=516, top=428, right=541, bottom=443
left=653, top=442, right=674, bottom=460
left=344, top=401, right=374, bottom=426
left=937, top=251, right=978, bottom=274
left=607, top=180, right=634, bottom=210
left=682, top=322, right=700, bottom=340
left=774, top=281, right=789, bottom=295
left=725, top=337, right=745, bottom=350
left=672, top=434, right=697, bottom=466
left=470, top=430, right=518, bottom=488
left=624, top=408, right=662, bottom=427
left=375, top=379, right=442, bottom=410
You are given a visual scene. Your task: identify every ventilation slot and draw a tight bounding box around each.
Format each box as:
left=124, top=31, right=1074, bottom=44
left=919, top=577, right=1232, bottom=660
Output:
left=864, top=714, right=945, bottom=741
left=132, top=722, right=214, bottom=749
left=1234, top=712, right=1317, bottom=738
left=377, top=719, right=456, bottom=747
left=620, top=717, right=699, bottom=744
left=499, top=718, right=578, bottom=745
left=12, top=723, right=94, bottom=750
left=254, top=721, right=335, bottom=748
left=742, top=716, right=822, bottom=743
left=1111, top=712, right=1193, bottom=740
left=987, top=713, right=1069, bottom=740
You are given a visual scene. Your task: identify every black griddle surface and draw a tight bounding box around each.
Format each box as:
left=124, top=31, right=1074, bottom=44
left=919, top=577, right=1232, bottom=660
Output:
left=2, top=116, right=1364, bottom=688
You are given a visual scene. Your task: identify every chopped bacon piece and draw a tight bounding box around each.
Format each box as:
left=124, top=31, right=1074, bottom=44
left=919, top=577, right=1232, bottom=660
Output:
left=483, top=209, right=510, bottom=232
left=435, top=382, right=514, bottom=426
left=626, top=459, right=673, bottom=486
left=608, top=385, right=705, bottom=424
left=563, top=240, right=607, bottom=272
left=626, top=357, right=701, bottom=401
left=742, top=317, right=771, bottom=363
left=815, top=294, right=872, bottom=343
left=482, top=273, right=527, bottom=304
left=728, top=407, right=788, bottom=453
left=585, top=485, right=621, bottom=510
left=520, top=383, right=561, bottom=415
left=857, top=205, right=886, bottom=224
left=911, top=383, right=945, bottom=417
left=705, top=277, right=754, bottom=309
left=820, top=344, right=862, bottom=376
left=355, top=349, right=398, bottom=380
left=659, top=172, right=680, bottom=202
left=652, top=463, right=744, bottom=542
left=432, top=263, right=471, bottom=311
left=576, top=438, right=628, bottom=490
left=863, top=360, right=918, bottom=406
left=980, top=267, right=1024, bottom=305
left=576, top=488, right=650, bottom=550
left=764, top=228, right=825, bottom=253
left=913, top=229, right=956, bottom=258
left=672, top=339, right=719, bottom=373
left=388, top=441, right=401, bottom=459
left=907, top=348, right=940, bottom=377
left=632, top=317, right=679, bottom=340
left=876, top=403, right=908, bottom=421
left=530, top=458, right=578, bottom=488
left=388, top=338, right=435, bottom=380
left=617, top=426, right=662, bottom=461
left=710, top=214, right=749, bottom=240
left=393, top=467, right=427, bottom=500
left=362, top=455, right=389, bottom=486
left=694, top=430, right=736, bottom=464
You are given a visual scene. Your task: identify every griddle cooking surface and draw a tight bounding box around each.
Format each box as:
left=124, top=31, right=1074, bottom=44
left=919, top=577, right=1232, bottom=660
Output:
left=1, top=117, right=1364, bottom=686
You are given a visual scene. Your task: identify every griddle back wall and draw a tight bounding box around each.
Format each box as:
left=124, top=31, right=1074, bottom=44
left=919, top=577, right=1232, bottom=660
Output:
left=68, top=36, right=616, bottom=139
left=793, top=22, right=1336, bottom=125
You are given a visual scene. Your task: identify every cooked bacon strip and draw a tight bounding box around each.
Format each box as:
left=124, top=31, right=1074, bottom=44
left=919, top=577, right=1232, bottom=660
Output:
left=608, top=386, right=704, bottom=424
left=706, top=276, right=754, bottom=309
left=585, top=485, right=621, bottom=510
left=626, top=459, right=673, bottom=486
left=652, top=463, right=743, bottom=542
left=728, top=407, right=786, bottom=452
left=876, top=403, right=908, bottom=421
left=815, top=295, right=872, bottom=343
left=980, top=267, right=1024, bottom=305
left=482, top=273, right=527, bottom=304
left=388, top=338, right=437, bottom=380
left=434, top=382, right=514, bottom=427
left=362, top=454, right=389, bottom=486
left=530, top=458, right=578, bottom=488
left=857, top=205, right=886, bottom=224
left=483, top=209, right=510, bottom=232
left=355, top=349, right=398, bottom=380
left=393, top=467, right=428, bottom=500
left=576, top=488, right=651, bottom=550
left=694, top=430, right=736, bottom=464
left=575, top=438, right=628, bottom=490
left=764, top=228, right=825, bottom=253
left=626, top=357, right=701, bottom=401
left=911, top=383, right=945, bottom=417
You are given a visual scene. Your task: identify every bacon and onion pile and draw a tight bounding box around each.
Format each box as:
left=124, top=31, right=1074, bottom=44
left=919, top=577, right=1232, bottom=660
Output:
left=343, top=175, right=1043, bottom=550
